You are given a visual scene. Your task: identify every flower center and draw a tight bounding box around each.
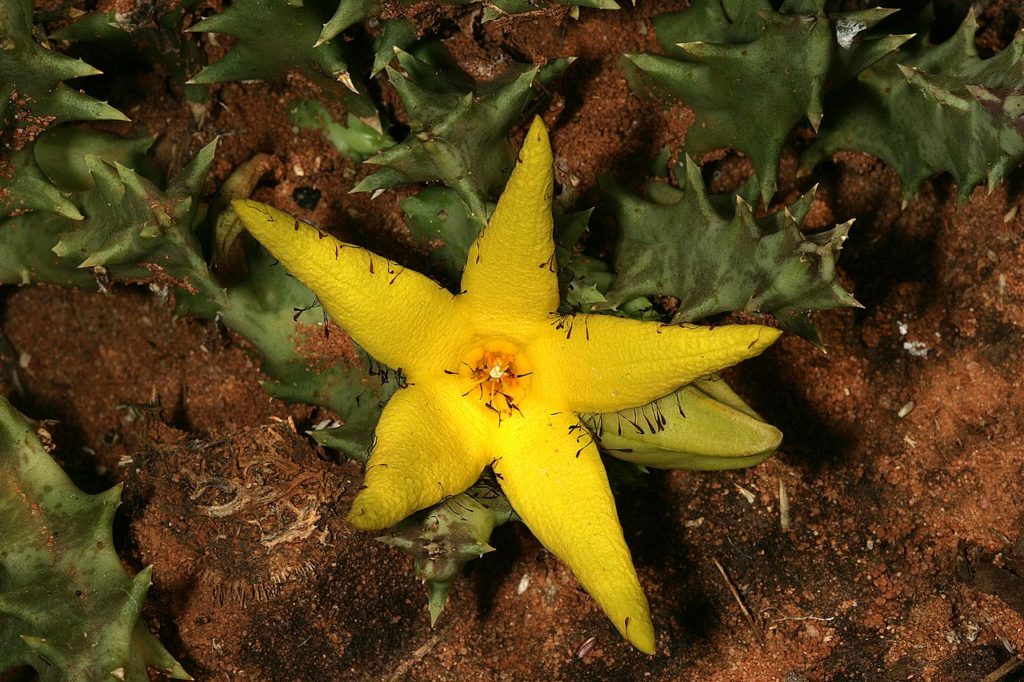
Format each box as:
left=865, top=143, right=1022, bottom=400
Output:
left=453, top=342, right=531, bottom=420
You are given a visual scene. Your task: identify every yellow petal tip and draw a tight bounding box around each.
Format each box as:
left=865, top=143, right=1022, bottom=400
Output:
left=752, top=324, right=783, bottom=351
left=629, top=617, right=656, bottom=655
left=346, top=491, right=392, bottom=531
left=519, top=116, right=552, bottom=170
left=230, top=198, right=282, bottom=243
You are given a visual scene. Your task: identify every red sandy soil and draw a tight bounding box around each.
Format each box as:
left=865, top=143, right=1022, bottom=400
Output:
left=5, top=0, right=1024, bottom=680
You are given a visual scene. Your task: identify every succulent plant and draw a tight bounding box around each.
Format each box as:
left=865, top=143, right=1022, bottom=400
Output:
left=3, top=126, right=160, bottom=220
left=0, top=397, right=189, bottom=681
left=804, top=9, right=1024, bottom=203
left=319, top=0, right=620, bottom=47
left=0, top=129, right=173, bottom=286
left=371, top=19, right=417, bottom=77
left=0, top=0, right=127, bottom=152
left=288, top=99, right=394, bottom=163
left=601, top=154, right=858, bottom=343
left=621, top=0, right=909, bottom=203
left=0, top=148, right=81, bottom=220
left=51, top=141, right=215, bottom=280
left=50, top=0, right=209, bottom=105
left=187, top=0, right=373, bottom=114
left=586, top=375, right=781, bottom=470
left=0, top=136, right=393, bottom=458
left=377, top=474, right=513, bottom=624
left=0, top=210, right=96, bottom=287
left=353, top=43, right=570, bottom=225
left=319, top=0, right=378, bottom=46
left=0, top=0, right=129, bottom=223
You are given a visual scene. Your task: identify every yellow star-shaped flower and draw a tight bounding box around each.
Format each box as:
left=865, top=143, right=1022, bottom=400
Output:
left=232, top=117, right=780, bottom=654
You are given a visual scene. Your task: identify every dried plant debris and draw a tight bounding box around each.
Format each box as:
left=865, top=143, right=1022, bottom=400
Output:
left=0, top=397, right=189, bottom=681
left=125, top=424, right=343, bottom=609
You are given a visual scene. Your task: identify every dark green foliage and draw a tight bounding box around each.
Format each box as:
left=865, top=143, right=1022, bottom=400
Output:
left=51, top=0, right=208, bottom=103
left=287, top=99, right=394, bottom=163
left=0, top=0, right=128, bottom=221
left=0, top=397, right=189, bottom=681
left=188, top=0, right=350, bottom=88
left=805, top=10, right=1024, bottom=202
left=2, top=128, right=156, bottom=220
left=51, top=141, right=215, bottom=280
left=319, top=0, right=620, bottom=46
left=602, top=155, right=858, bottom=342
left=378, top=475, right=512, bottom=624
left=0, top=148, right=82, bottom=220
left=0, top=211, right=96, bottom=287
left=201, top=245, right=397, bottom=459
left=320, top=0, right=379, bottom=46
left=372, top=19, right=417, bottom=77
left=400, top=186, right=476, bottom=285
left=353, top=43, right=570, bottom=225
left=0, top=0, right=127, bottom=150
left=32, top=128, right=159, bottom=192
left=621, top=0, right=907, bottom=203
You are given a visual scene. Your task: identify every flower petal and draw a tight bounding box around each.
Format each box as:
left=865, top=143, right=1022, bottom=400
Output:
left=347, top=381, right=491, bottom=531
left=459, top=116, right=559, bottom=333
left=530, top=314, right=781, bottom=413
left=232, top=199, right=464, bottom=379
left=492, top=412, right=655, bottom=654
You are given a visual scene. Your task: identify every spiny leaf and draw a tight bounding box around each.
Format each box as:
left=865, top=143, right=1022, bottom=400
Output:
left=0, top=0, right=127, bottom=150
left=376, top=474, right=510, bottom=625
left=621, top=0, right=908, bottom=203
left=319, top=0, right=379, bottom=46
left=0, top=211, right=95, bottom=287
left=602, top=155, right=859, bottom=343
left=371, top=19, right=416, bottom=77
left=353, top=43, right=571, bottom=225
left=400, top=186, right=476, bottom=286
left=287, top=99, right=393, bottom=163
left=51, top=1, right=209, bottom=104
left=51, top=141, right=216, bottom=280
left=0, top=148, right=81, bottom=220
left=205, top=244, right=397, bottom=459
left=318, top=0, right=620, bottom=46
left=805, top=9, right=1024, bottom=203
left=0, top=397, right=189, bottom=681
left=33, top=127, right=159, bottom=192
left=2, top=127, right=158, bottom=221
left=189, top=0, right=350, bottom=89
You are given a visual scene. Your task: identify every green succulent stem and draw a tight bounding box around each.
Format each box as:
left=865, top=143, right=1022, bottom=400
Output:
left=0, top=397, right=189, bottom=681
